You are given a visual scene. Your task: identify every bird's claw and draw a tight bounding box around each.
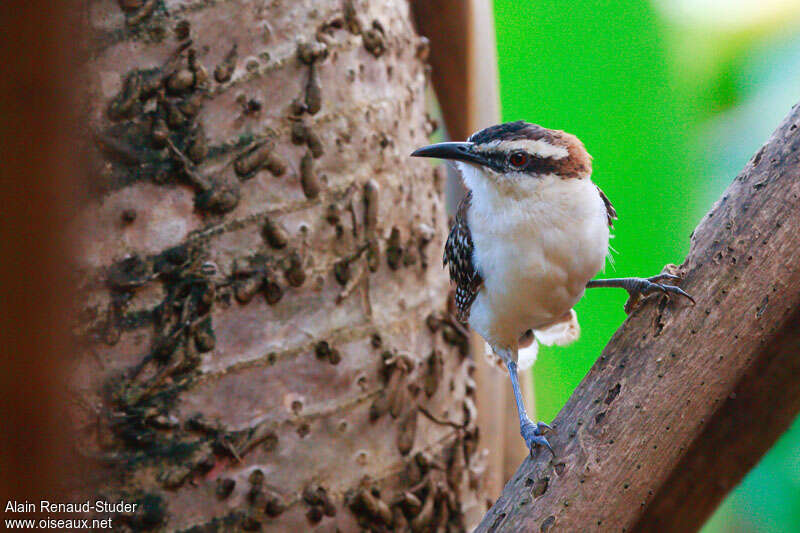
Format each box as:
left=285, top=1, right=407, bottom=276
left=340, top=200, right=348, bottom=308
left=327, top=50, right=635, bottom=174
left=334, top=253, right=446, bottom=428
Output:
left=521, top=419, right=554, bottom=457
left=624, top=274, right=695, bottom=313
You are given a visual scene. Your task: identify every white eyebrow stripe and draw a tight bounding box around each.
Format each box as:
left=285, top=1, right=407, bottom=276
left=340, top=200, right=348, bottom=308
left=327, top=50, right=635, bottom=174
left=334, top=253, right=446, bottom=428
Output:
left=474, top=139, right=569, bottom=159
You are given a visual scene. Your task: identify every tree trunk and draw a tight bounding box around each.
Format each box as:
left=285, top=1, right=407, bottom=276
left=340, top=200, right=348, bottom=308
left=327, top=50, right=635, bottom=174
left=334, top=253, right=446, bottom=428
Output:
left=475, top=103, right=800, bottom=532
left=72, top=1, right=483, bottom=530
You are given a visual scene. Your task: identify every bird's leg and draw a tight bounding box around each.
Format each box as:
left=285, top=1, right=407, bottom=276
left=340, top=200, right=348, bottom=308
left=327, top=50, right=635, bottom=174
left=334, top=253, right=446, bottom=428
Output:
left=586, top=274, right=694, bottom=313
left=505, top=357, right=553, bottom=456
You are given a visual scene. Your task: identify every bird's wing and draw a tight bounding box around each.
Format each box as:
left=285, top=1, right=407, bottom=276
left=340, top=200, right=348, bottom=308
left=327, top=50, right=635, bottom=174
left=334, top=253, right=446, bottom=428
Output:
left=443, top=191, right=483, bottom=322
left=596, top=185, right=617, bottom=228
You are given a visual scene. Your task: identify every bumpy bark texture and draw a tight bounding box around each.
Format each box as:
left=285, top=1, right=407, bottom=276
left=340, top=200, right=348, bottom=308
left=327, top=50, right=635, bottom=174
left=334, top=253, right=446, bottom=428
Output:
left=73, top=1, right=484, bottom=530
left=475, top=104, right=800, bottom=532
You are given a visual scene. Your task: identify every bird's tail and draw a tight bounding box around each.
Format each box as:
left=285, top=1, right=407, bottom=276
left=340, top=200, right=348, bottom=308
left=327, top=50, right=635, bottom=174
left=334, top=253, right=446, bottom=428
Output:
left=482, top=331, right=540, bottom=371
left=483, top=310, right=581, bottom=371
left=517, top=340, right=539, bottom=371
left=534, top=309, right=580, bottom=347
left=518, top=309, right=581, bottom=371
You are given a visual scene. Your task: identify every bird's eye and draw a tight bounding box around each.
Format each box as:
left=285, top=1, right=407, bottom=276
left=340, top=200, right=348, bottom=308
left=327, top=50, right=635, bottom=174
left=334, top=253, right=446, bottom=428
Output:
left=509, top=151, right=529, bottom=168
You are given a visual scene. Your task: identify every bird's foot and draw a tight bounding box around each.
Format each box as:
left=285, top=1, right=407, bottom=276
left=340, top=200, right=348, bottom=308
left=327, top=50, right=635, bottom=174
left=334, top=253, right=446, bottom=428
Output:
left=520, top=419, right=554, bottom=457
left=621, top=274, right=695, bottom=313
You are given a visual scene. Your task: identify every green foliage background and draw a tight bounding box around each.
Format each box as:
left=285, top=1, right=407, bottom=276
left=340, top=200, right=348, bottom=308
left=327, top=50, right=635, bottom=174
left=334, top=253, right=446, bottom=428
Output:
left=492, top=1, right=800, bottom=531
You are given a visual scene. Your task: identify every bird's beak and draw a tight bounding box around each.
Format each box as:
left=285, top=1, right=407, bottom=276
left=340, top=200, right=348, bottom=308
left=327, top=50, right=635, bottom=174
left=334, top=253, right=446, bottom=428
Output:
left=411, top=142, right=485, bottom=166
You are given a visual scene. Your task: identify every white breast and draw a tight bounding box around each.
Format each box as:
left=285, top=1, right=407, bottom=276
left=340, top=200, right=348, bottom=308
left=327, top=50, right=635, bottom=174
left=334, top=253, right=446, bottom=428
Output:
left=458, top=164, right=609, bottom=349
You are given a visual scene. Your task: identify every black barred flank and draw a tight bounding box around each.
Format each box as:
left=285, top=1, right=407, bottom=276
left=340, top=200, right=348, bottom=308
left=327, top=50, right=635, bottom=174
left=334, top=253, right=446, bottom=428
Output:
left=443, top=191, right=483, bottom=322
left=596, top=185, right=617, bottom=228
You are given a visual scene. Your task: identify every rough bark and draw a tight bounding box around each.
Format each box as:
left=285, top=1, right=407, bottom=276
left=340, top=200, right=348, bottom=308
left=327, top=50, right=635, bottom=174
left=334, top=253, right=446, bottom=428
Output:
left=72, top=1, right=484, bottom=530
left=476, top=104, right=800, bottom=532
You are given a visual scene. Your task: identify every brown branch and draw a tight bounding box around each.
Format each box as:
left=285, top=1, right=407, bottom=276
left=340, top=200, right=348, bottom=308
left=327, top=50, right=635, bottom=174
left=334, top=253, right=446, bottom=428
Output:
left=410, top=0, right=472, bottom=141
left=0, top=0, right=84, bottom=505
left=476, top=103, right=800, bottom=532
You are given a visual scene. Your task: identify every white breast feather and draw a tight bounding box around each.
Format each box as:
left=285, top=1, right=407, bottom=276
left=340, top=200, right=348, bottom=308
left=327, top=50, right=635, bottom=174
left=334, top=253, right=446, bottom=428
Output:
left=455, top=162, right=609, bottom=357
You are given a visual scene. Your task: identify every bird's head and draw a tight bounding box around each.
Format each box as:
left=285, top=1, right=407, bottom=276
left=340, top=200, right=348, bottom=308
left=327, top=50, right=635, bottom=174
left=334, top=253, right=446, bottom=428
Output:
left=412, top=121, right=592, bottom=198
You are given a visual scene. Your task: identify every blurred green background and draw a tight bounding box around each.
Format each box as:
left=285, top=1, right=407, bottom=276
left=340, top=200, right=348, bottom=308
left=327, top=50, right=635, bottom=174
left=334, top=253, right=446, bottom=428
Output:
left=491, top=0, right=800, bottom=531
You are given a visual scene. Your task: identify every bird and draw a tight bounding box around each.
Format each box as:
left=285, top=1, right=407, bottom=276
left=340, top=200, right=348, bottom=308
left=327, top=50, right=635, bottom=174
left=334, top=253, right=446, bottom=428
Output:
left=411, top=121, right=693, bottom=455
